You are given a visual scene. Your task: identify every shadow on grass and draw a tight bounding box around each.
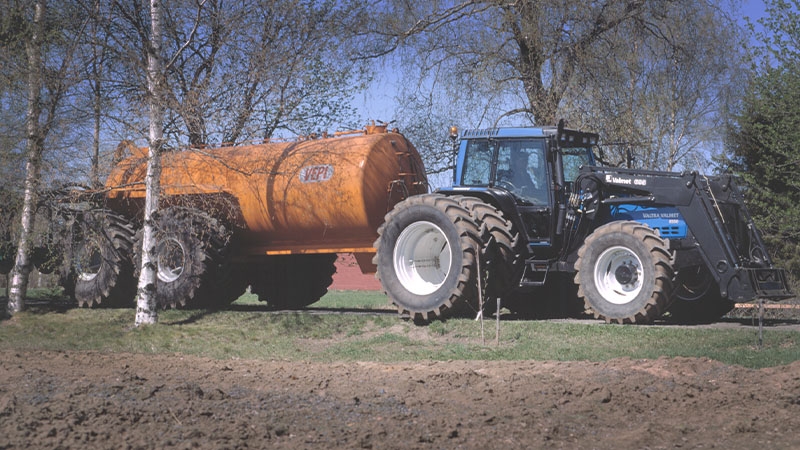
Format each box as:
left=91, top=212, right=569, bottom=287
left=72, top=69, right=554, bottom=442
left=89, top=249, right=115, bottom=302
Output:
left=1, top=294, right=78, bottom=320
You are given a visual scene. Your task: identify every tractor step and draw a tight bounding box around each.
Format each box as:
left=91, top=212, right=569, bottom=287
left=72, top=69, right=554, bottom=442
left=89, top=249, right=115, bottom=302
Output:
left=519, top=259, right=551, bottom=287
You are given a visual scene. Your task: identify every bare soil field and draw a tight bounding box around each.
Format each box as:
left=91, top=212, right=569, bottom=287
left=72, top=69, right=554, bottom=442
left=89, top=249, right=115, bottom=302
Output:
left=1, top=349, right=799, bottom=449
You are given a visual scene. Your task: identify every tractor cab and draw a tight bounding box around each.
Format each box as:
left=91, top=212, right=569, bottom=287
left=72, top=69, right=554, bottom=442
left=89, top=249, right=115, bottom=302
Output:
left=444, top=125, right=598, bottom=254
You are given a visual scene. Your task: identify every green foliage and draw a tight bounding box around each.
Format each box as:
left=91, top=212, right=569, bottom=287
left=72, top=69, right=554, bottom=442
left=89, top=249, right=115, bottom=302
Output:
left=725, top=0, right=800, bottom=280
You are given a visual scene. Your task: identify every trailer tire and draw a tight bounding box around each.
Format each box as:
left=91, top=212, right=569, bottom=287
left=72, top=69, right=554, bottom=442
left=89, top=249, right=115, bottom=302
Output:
left=374, top=193, right=481, bottom=321
left=73, top=210, right=136, bottom=308
left=667, top=266, right=734, bottom=323
left=574, top=221, right=674, bottom=324
left=137, top=207, right=228, bottom=309
left=250, top=254, right=337, bottom=309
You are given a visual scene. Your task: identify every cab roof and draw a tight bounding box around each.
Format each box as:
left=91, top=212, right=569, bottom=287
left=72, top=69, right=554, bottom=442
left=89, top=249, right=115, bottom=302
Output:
left=460, top=127, right=557, bottom=139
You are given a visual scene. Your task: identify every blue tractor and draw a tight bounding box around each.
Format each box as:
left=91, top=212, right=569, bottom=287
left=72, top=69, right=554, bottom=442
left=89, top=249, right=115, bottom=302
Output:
left=374, top=122, right=793, bottom=323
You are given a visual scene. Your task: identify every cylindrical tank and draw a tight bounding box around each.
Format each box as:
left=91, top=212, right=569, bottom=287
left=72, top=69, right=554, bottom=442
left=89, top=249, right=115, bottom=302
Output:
left=105, top=128, right=428, bottom=258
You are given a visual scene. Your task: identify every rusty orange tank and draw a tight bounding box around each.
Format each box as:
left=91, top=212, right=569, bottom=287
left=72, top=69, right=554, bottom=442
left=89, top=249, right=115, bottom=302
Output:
left=107, top=126, right=427, bottom=257
left=67, top=125, right=427, bottom=309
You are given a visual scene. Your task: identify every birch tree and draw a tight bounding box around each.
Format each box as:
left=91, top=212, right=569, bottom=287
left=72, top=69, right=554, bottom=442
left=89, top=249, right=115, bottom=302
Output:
left=115, top=0, right=206, bottom=326
left=131, top=0, right=166, bottom=325
left=5, top=1, right=46, bottom=314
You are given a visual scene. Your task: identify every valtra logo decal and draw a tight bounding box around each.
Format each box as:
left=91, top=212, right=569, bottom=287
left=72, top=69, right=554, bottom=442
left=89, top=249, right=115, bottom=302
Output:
left=299, top=164, right=334, bottom=183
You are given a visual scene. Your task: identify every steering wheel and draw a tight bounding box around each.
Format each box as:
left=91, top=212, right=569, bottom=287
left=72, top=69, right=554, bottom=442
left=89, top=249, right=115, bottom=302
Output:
left=496, top=179, right=518, bottom=194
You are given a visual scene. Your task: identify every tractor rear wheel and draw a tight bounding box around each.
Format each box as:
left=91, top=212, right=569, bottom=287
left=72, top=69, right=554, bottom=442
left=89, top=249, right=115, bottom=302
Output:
left=574, top=221, right=674, bottom=324
left=250, top=254, right=337, bottom=309
left=73, top=210, right=136, bottom=308
left=456, top=196, right=521, bottom=296
left=374, top=193, right=481, bottom=321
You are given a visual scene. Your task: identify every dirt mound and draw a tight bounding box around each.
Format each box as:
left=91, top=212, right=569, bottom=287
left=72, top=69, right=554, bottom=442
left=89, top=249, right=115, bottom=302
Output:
left=1, top=349, right=799, bottom=449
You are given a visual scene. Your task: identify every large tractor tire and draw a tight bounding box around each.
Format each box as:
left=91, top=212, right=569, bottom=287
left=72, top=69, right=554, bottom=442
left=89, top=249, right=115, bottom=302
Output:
left=136, top=207, right=229, bottom=309
left=250, top=253, right=337, bottom=309
left=455, top=197, right=521, bottom=294
left=73, top=210, right=136, bottom=308
left=374, top=193, right=481, bottom=321
left=667, top=265, right=734, bottom=324
left=574, top=221, right=674, bottom=324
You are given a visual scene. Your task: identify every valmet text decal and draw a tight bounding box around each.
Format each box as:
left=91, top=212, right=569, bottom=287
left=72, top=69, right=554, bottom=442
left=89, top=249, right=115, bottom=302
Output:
left=605, top=174, right=647, bottom=186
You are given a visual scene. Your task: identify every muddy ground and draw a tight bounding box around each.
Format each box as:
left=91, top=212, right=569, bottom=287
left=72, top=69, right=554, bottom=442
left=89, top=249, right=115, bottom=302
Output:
left=1, top=349, right=799, bottom=450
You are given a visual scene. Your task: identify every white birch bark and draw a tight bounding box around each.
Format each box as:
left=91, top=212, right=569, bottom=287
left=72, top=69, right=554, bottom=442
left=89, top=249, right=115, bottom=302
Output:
left=134, top=0, right=165, bottom=326
left=7, top=0, right=46, bottom=316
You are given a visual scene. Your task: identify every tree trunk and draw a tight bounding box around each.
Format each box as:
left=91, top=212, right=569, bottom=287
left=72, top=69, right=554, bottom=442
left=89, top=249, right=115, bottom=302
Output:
left=7, top=0, right=46, bottom=316
left=134, top=0, right=164, bottom=327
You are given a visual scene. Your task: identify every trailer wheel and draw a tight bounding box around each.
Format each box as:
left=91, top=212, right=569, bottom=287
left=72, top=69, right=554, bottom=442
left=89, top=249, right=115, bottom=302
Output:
left=374, top=193, right=481, bottom=321
left=574, top=221, right=674, bottom=324
left=667, top=266, right=734, bottom=323
left=250, top=254, right=337, bottom=309
left=137, top=207, right=228, bottom=309
left=73, top=210, right=136, bottom=308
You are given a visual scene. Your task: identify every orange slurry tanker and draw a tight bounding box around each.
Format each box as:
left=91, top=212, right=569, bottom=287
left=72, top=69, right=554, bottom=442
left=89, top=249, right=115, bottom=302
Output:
left=58, top=124, right=427, bottom=309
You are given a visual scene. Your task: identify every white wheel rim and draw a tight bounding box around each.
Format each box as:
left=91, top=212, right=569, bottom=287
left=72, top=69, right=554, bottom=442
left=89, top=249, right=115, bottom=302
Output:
left=594, top=246, right=643, bottom=305
left=393, top=221, right=452, bottom=296
left=157, top=237, right=186, bottom=283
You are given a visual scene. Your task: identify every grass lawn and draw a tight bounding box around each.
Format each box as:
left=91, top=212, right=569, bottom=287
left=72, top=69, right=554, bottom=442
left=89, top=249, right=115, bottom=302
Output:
left=0, top=289, right=797, bottom=368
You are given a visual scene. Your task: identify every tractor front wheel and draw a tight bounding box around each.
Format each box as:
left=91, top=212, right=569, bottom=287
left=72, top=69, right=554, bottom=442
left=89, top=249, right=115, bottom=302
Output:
left=574, top=221, right=674, bottom=324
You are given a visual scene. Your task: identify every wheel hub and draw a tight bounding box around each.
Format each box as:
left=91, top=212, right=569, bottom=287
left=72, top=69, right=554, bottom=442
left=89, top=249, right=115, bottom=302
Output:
left=594, top=246, right=644, bottom=305
left=614, top=263, right=638, bottom=285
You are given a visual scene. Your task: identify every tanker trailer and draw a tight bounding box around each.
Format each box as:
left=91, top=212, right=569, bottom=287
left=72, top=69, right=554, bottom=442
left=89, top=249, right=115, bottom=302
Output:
left=66, top=124, right=428, bottom=309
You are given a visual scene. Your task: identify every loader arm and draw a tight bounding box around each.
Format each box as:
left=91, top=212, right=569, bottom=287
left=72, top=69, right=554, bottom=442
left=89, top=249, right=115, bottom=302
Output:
left=579, top=166, right=793, bottom=302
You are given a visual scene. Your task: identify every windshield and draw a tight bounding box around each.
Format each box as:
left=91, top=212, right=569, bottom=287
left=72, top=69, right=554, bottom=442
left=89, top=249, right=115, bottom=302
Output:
left=460, top=138, right=548, bottom=204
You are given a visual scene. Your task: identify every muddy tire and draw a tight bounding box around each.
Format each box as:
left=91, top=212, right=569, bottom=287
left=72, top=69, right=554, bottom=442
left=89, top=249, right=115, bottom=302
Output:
left=574, top=221, right=674, bottom=324
left=73, top=210, right=136, bottom=308
left=374, top=193, right=481, bottom=320
left=667, top=265, right=734, bottom=324
left=250, top=254, right=337, bottom=309
left=137, top=207, right=229, bottom=309
left=456, top=197, right=521, bottom=296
